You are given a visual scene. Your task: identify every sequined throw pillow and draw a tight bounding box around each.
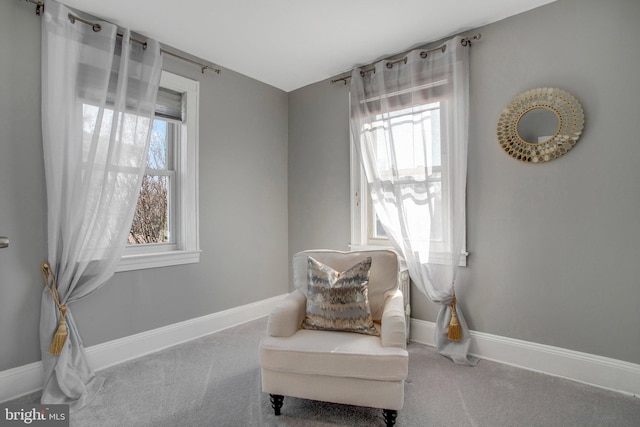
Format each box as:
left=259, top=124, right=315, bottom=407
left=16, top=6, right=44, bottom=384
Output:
left=302, top=256, right=378, bottom=336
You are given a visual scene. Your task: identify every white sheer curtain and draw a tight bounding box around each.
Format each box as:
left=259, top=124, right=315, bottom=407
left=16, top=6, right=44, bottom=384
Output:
left=350, top=36, right=477, bottom=365
left=39, top=0, right=162, bottom=410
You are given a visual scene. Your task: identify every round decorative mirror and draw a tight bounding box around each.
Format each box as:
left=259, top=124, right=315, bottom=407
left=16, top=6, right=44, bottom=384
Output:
left=497, top=87, right=584, bottom=163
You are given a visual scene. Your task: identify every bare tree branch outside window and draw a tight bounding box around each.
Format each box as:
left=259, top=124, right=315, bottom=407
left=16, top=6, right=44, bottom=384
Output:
left=128, top=120, right=170, bottom=244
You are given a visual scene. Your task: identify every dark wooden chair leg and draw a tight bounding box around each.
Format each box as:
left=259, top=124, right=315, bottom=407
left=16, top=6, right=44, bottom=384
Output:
left=269, top=394, right=284, bottom=416
left=383, top=409, right=398, bottom=426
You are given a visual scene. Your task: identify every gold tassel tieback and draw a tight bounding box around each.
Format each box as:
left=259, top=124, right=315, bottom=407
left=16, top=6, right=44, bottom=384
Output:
left=447, top=295, right=462, bottom=342
left=49, top=305, right=68, bottom=355
left=41, top=262, right=68, bottom=355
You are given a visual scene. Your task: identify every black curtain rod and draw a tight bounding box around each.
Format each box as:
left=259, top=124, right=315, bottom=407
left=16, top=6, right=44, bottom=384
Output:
left=26, top=0, right=221, bottom=74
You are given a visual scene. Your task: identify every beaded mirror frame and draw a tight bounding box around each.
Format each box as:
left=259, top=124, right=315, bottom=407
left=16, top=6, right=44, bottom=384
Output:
left=497, top=87, right=584, bottom=163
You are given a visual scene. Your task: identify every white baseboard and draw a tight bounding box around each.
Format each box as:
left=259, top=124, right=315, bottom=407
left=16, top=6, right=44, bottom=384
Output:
left=410, top=318, right=640, bottom=398
left=0, top=293, right=287, bottom=403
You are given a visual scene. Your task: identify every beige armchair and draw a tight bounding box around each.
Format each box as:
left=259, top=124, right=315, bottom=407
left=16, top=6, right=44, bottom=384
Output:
left=259, top=250, right=409, bottom=426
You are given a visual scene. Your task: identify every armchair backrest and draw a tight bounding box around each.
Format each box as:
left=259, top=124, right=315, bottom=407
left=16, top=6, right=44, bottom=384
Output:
left=293, top=249, right=399, bottom=321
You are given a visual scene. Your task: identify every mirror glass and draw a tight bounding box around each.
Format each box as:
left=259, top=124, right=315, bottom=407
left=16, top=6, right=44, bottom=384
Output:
left=517, top=107, right=558, bottom=144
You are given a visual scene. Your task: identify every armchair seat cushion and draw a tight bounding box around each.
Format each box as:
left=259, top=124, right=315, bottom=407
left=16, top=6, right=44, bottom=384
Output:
left=260, top=329, right=408, bottom=382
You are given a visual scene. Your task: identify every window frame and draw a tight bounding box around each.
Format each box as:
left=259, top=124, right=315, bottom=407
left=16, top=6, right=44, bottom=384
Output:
left=117, top=71, right=200, bottom=272
left=349, top=96, right=467, bottom=266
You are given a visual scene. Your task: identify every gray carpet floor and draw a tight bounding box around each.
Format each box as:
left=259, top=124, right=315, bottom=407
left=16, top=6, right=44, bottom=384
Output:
left=10, top=317, right=640, bottom=426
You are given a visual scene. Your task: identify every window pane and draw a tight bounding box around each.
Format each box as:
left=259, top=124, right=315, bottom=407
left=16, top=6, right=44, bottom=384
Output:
left=367, top=102, right=444, bottom=247
left=148, top=120, right=168, bottom=170
left=128, top=175, right=169, bottom=244
left=374, top=215, right=387, bottom=238
left=129, top=118, right=176, bottom=246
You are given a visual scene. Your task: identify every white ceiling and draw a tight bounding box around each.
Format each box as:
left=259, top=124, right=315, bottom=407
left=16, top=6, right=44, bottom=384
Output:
left=59, top=0, right=556, bottom=92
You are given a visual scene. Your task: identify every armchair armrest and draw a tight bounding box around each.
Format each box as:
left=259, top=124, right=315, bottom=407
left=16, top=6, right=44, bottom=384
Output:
left=267, top=290, right=306, bottom=337
left=381, top=289, right=407, bottom=349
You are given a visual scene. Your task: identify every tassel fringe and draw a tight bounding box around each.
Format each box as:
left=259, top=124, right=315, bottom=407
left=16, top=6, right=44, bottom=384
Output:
left=49, top=313, right=68, bottom=355
left=447, top=296, right=462, bottom=342
left=41, top=262, right=69, bottom=355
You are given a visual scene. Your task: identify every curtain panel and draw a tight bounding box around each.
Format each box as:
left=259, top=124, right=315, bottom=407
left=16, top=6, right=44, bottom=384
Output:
left=350, top=36, right=477, bottom=365
left=40, top=0, right=162, bottom=410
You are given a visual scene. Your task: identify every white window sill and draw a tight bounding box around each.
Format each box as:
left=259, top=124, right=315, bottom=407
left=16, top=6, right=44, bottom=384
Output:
left=349, top=243, right=468, bottom=267
left=116, top=249, right=201, bottom=272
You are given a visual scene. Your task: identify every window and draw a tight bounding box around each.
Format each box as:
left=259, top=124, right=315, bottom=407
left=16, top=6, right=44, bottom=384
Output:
left=128, top=119, right=176, bottom=246
left=117, top=71, right=200, bottom=271
left=350, top=98, right=467, bottom=266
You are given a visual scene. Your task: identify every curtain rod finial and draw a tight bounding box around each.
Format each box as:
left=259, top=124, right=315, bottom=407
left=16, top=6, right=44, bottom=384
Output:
left=25, top=0, right=44, bottom=15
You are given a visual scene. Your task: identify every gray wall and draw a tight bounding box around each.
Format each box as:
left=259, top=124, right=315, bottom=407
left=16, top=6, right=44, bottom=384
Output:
left=0, top=0, right=47, bottom=373
left=288, top=83, right=352, bottom=259
left=288, top=0, right=640, bottom=365
left=0, top=1, right=289, bottom=371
